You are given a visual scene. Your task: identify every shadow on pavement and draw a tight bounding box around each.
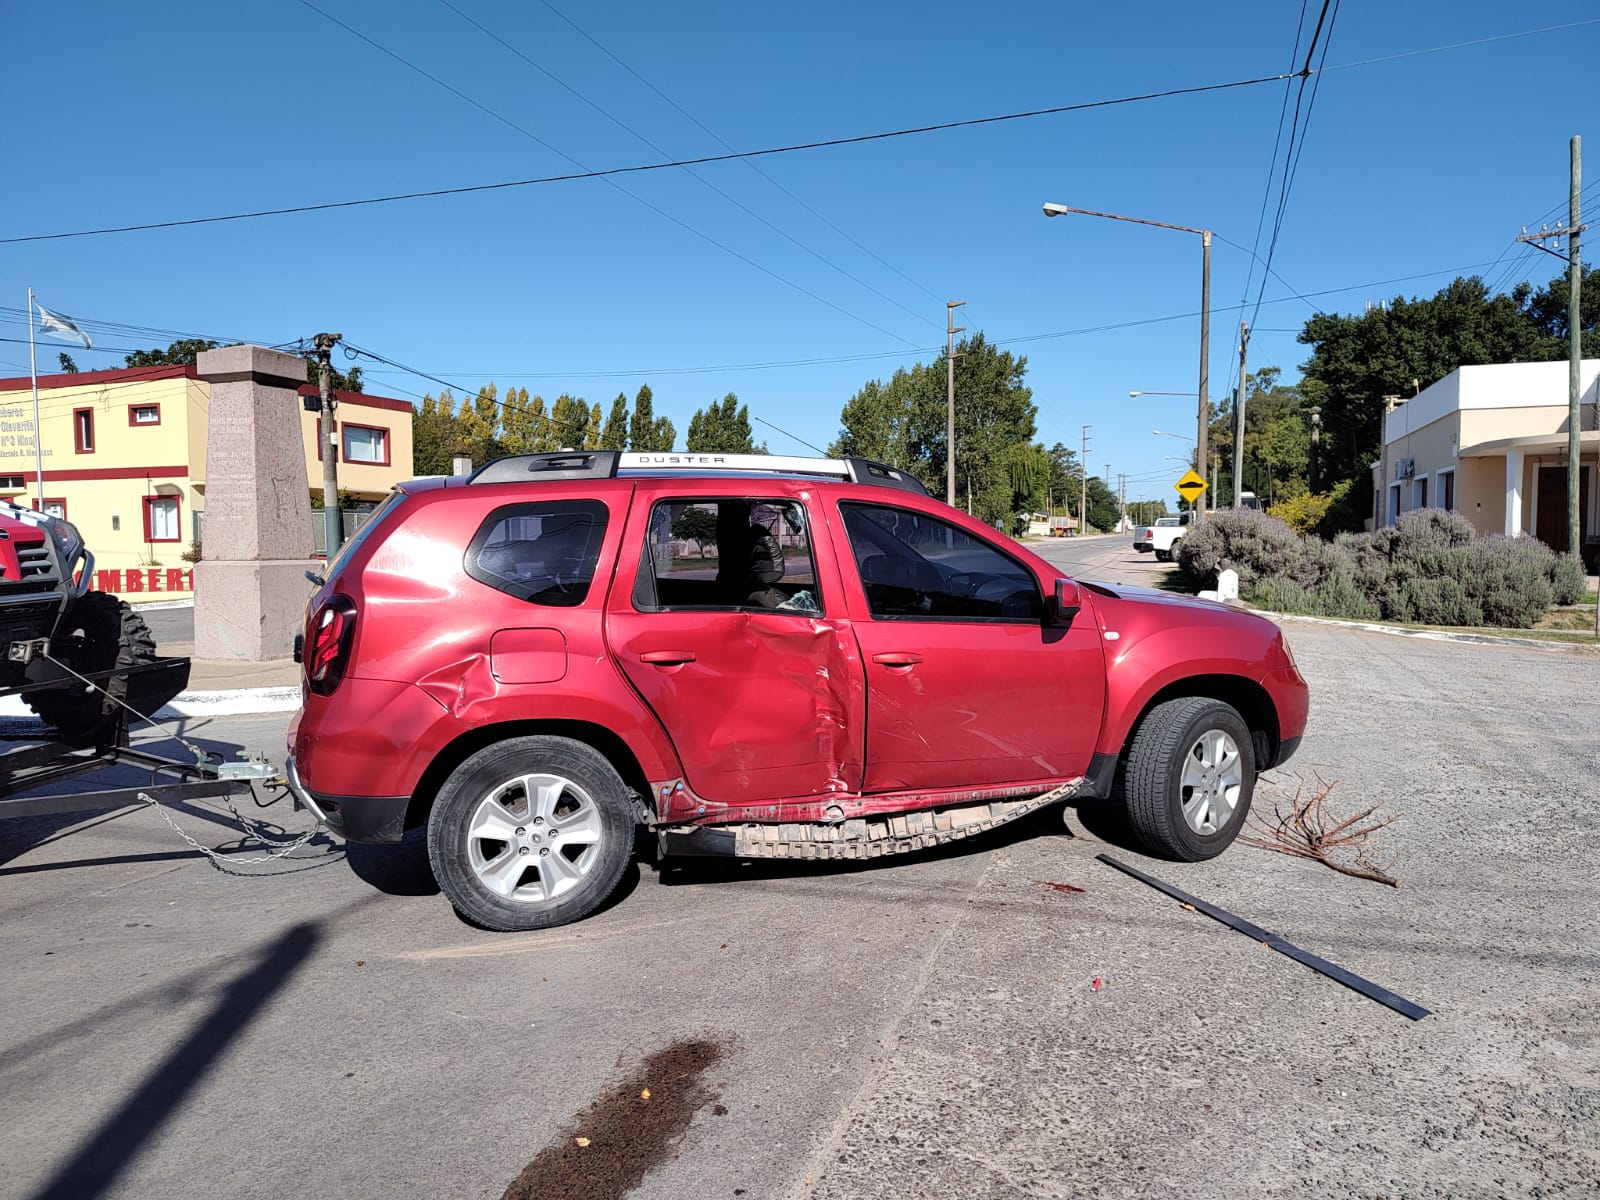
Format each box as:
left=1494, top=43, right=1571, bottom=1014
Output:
left=26, top=921, right=321, bottom=1200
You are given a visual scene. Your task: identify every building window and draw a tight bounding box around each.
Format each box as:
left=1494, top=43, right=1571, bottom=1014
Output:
left=0, top=475, right=23, bottom=492
left=129, top=403, right=161, bottom=426
left=1415, top=477, right=1429, bottom=509
left=143, top=495, right=181, bottom=543
left=1439, top=469, right=1455, bottom=511
left=35, top=498, right=67, bottom=520
left=73, top=408, right=95, bottom=453
left=342, top=423, right=389, bottom=466
left=1388, top=484, right=1402, bottom=525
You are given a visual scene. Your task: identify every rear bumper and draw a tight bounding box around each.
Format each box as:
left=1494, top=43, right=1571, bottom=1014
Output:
left=284, top=754, right=408, bottom=843
left=1132, top=542, right=1153, bottom=553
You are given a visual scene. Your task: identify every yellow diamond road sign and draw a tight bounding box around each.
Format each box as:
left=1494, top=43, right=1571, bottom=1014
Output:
left=1174, top=469, right=1207, bottom=500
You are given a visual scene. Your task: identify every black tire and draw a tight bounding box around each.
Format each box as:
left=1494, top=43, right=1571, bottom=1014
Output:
left=1154, top=549, right=1169, bottom=562
left=426, top=736, right=635, bottom=931
left=1123, top=696, right=1255, bottom=861
left=24, top=592, right=157, bottom=747
left=1168, top=538, right=1183, bottom=560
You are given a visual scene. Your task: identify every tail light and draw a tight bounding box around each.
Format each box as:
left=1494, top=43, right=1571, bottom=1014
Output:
left=306, top=594, right=357, bottom=695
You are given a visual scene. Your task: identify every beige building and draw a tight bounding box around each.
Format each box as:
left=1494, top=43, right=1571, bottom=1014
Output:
left=1373, top=360, right=1599, bottom=566
left=0, top=363, right=414, bottom=597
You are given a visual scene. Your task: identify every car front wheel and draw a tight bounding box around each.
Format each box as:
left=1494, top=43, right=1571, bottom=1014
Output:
left=426, top=736, right=636, bottom=931
left=1123, top=697, right=1255, bottom=861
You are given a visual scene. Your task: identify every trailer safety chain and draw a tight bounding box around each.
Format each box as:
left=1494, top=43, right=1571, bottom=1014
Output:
left=42, top=651, right=332, bottom=874
left=141, top=792, right=328, bottom=875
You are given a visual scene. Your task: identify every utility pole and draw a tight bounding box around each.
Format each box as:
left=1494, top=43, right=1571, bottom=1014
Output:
left=1080, top=425, right=1092, bottom=536
left=1516, top=134, right=1585, bottom=559
left=1118, top=473, right=1127, bottom=531
left=945, top=301, right=966, bottom=508
left=313, top=332, right=344, bottom=558
left=1233, top=320, right=1249, bottom=508
left=1309, top=406, right=1322, bottom=494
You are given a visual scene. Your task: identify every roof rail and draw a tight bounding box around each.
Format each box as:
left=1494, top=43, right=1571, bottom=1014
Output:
left=467, top=450, right=620, bottom=485
left=465, top=449, right=930, bottom=496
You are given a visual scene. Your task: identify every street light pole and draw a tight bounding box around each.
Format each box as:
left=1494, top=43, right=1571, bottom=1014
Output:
left=1044, top=202, right=1212, bottom=518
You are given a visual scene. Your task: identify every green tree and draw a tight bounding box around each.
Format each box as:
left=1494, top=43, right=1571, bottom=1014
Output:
left=1044, top=442, right=1083, bottom=516
left=57, top=353, right=78, bottom=373
left=686, top=393, right=757, bottom=453
left=122, top=337, right=363, bottom=390
left=1298, top=275, right=1560, bottom=488
left=413, top=390, right=457, bottom=475
left=1128, top=499, right=1169, bottom=526
left=671, top=506, right=718, bottom=556
left=124, top=338, right=220, bottom=367
left=547, top=394, right=589, bottom=450
left=600, top=393, right=630, bottom=449
left=830, top=333, right=1037, bottom=526
left=1084, top=476, right=1120, bottom=533
left=628, top=384, right=676, bottom=452
left=584, top=401, right=603, bottom=450
left=499, top=387, right=539, bottom=453
left=455, top=384, right=505, bottom=467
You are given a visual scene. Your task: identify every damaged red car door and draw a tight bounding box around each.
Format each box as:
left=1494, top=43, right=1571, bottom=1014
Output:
left=605, top=488, right=866, bottom=808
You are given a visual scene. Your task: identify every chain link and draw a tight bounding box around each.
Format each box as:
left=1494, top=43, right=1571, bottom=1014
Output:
left=41, top=650, right=334, bottom=874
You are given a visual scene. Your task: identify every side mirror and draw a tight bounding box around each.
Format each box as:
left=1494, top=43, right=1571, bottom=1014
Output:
left=1049, top=577, right=1081, bottom=627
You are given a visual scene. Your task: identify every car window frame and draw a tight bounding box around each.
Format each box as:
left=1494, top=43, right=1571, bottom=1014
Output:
left=463, top=498, right=611, bottom=608
left=631, top=495, right=825, bottom=617
left=838, top=500, right=1045, bottom=625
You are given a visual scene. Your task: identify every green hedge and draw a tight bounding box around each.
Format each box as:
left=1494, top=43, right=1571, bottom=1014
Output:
left=1177, top=508, right=1587, bottom=628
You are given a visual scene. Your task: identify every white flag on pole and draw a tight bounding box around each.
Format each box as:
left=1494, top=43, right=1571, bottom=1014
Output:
left=35, top=303, right=92, bottom=349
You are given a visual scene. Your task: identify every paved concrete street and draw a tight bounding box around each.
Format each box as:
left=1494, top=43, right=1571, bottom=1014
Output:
left=2, top=594, right=1597, bottom=1199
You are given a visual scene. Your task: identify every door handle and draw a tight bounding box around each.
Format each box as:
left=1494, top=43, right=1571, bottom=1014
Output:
left=640, top=650, right=697, bottom=666
left=871, top=651, right=924, bottom=667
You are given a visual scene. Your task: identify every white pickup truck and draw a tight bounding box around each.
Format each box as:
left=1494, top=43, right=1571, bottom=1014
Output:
left=1133, top=514, right=1190, bottom=562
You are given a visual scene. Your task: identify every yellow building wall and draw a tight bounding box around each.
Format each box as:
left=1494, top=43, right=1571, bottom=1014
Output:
left=296, top=392, right=415, bottom=502
left=0, top=367, right=415, bottom=600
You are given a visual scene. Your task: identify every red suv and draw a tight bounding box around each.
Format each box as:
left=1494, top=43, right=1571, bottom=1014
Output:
left=286, top=452, right=1308, bottom=931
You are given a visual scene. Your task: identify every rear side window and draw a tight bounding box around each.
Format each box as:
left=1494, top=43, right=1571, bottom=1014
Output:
left=632, top=499, right=822, bottom=614
left=465, top=500, right=609, bottom=607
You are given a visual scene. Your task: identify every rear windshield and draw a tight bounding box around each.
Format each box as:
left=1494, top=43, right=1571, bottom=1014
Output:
left=325, top=488, right=406, bottom=578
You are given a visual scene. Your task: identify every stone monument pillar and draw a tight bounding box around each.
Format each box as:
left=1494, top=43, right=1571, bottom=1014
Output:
left=193, top=346, right=315, bottom=661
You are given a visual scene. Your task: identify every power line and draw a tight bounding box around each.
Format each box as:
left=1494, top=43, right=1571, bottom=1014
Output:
left=3, top=71, right=1294, bottom=246
left=435, top=0, right=939, bottom=335
left=299, top=0, right=921, bottom=348
left=1322, top=17, right=1600, bottom=72
left=536, top=0, right=954, bottom=315
left=1240, top=0, right=1310, bottom=307
left=1248, top=0, right=1341, bottom=330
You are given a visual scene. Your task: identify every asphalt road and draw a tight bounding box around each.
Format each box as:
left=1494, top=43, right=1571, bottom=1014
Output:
left=2, top=590, right=1597, bottom=1198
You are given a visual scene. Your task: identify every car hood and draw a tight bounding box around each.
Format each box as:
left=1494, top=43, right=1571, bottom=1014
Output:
left=1080, top=579, right=1228, bottom=610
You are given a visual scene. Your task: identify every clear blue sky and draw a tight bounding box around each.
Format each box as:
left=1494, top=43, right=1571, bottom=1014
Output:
left=7, top=1, right=1597, bottom=502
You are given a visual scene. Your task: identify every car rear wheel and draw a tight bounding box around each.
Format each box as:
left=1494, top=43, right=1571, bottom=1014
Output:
left=1123, top=697, right=1255, bottom=861
left=426, top=736, right=635, bottom=931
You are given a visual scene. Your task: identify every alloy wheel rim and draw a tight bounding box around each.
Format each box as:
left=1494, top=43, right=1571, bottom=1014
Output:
left=1178, top=729, right=1243, bottom=836
left=466, top=772, right=604, bottom=903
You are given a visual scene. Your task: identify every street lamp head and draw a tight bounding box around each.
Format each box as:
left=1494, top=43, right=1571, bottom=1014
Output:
left=1042, top=202, right=1071, bottom=218
left=1129, top=391, right=1141, bottom=398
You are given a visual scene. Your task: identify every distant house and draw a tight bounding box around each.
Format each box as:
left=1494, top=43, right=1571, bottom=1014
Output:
left=1372, top=360, right=1598, bottom=566
left=0, top=364, right=415, bottom=596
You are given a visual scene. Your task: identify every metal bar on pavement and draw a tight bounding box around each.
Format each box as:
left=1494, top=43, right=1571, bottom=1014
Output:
left=1096, top=853, right=1430, bottom=1021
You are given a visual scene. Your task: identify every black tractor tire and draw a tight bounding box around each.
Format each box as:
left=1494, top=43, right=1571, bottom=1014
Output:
left=25, top=592, right=158, bottom=747
left=1123, top=696, right=1256, bottom=861
left=427, top=736, right=636, bottom=931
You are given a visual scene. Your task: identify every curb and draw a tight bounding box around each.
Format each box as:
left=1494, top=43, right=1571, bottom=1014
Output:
left=1254, top=608, right=1595, bottom=652
left=0, top=686, right=300, bottom=722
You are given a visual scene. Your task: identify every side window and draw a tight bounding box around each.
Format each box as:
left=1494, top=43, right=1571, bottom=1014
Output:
left=840, top=502, right=1043, bottom=622
left=465, top=500, right=608, bottom=607
left=633, top=499, right=821, bottom=615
